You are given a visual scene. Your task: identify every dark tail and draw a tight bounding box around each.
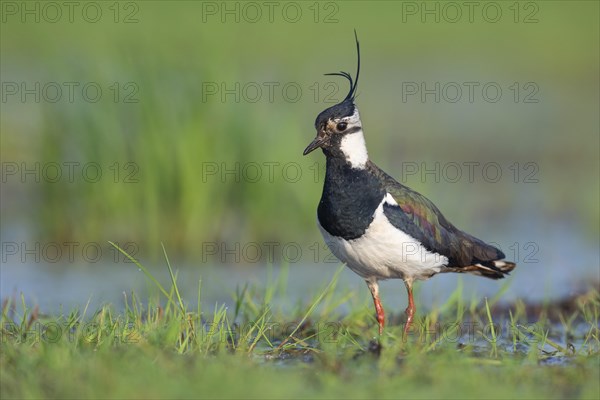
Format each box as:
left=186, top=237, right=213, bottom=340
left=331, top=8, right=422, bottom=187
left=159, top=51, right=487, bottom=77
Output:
left=458, top=260, right=516, bottom=280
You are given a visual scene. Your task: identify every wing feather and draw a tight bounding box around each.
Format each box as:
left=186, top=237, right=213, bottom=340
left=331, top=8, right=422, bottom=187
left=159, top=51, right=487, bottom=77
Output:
left=367, top=161, right=504, bottom=267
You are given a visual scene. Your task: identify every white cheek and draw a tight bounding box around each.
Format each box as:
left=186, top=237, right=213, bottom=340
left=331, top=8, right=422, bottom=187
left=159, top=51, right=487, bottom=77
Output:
left=340, top=130, right=368, bottom=169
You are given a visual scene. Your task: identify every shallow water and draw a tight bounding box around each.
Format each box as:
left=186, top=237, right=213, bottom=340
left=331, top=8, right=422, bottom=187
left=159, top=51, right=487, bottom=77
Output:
left=1, top=212, right=598, bottom=313
left=1, top=246, right=597, bottom=315
left=256, top=319, right=596, bottom=367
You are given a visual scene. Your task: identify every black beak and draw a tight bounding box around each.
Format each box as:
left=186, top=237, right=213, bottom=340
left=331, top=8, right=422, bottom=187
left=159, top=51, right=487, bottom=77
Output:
left=303, top=130, right=327, bottom=155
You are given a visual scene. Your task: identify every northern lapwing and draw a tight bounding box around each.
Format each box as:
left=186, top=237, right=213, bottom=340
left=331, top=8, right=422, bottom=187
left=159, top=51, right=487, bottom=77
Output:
left=303, top=32, right=516, bottom=336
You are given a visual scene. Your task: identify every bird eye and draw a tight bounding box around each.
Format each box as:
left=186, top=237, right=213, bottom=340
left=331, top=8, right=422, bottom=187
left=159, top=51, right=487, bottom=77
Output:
left=336, top=122, right=348, bottom=131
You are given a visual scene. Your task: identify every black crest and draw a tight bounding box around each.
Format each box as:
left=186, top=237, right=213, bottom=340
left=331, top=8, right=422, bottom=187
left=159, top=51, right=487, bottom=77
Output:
left=325, top=29, right=361, bottom=103
left=314, top=30, right=361, bottom=127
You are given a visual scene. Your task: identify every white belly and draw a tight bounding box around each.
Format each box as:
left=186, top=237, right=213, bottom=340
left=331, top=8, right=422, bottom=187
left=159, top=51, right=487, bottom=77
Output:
left=318, top=195, right=448, bottom=281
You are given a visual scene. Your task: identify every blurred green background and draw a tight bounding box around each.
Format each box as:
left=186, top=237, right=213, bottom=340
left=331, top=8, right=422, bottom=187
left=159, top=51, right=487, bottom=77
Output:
left=1, top=1, right=598, bottom=290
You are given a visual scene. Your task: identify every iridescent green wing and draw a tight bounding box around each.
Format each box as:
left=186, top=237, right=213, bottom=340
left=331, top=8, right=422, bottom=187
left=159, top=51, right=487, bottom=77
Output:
left=367, top=161, right=503, bottom=267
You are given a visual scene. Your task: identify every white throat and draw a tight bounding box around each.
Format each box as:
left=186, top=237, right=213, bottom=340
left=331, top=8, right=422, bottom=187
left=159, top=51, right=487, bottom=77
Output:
left=340, top=129, right=368, bottom=169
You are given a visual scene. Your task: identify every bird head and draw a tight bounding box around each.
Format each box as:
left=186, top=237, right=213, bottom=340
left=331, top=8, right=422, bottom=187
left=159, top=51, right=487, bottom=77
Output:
left=303, top=31, right=368, bottom=168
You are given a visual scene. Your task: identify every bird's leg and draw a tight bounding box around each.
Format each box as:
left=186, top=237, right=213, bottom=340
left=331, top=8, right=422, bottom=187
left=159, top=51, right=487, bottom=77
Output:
left=366, top=279, right=385, bottom=335
left=403, top=279, right=415, bottom=337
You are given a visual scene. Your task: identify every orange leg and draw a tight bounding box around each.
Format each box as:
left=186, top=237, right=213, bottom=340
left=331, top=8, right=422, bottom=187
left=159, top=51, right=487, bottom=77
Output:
left=366, top=280, right=385, bottom=335
left=403, top=279, right=415, bottom=337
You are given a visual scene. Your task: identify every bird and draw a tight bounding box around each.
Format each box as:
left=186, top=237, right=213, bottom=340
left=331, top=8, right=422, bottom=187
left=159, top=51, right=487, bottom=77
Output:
left=303, top=32, right=516, bottom=336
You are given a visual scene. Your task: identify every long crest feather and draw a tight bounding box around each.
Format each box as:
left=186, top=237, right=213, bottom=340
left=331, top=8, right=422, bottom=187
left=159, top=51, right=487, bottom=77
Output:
left=324, top=30, right=360, bottom=102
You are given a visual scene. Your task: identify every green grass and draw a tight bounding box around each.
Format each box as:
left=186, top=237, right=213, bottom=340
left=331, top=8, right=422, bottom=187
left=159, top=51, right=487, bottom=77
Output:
left=2, top=248, right=599, bottom=399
